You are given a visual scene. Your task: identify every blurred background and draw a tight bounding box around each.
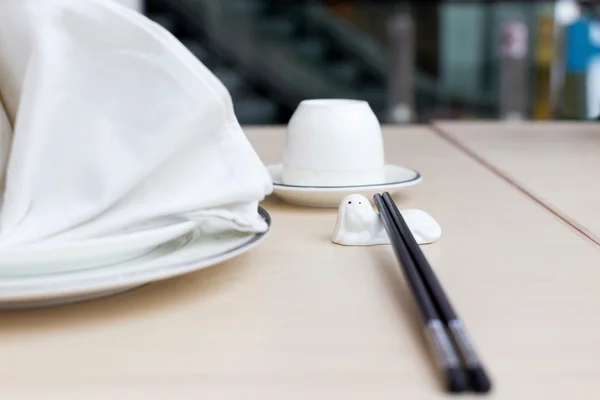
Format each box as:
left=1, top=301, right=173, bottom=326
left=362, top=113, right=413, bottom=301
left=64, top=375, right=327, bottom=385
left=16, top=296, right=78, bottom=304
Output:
left=115, top=0, right=600, bottom=125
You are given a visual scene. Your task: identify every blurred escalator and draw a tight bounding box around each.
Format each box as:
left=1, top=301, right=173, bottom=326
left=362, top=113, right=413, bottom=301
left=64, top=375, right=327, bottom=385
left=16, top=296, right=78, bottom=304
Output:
left=146, top=0, right=496, bottom=124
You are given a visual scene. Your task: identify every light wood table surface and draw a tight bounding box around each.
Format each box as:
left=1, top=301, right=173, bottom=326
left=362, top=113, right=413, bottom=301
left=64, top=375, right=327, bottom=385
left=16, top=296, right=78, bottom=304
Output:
left=1, top=126, right=600, bottom=399
left=434, top=121, right=600, bottom=245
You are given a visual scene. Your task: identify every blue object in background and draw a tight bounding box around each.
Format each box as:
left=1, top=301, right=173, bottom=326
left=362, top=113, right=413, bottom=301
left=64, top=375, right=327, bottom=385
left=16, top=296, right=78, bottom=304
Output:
left=564, top=17, right=600, bottom=118
left=565, top=18, right=600, bottom=73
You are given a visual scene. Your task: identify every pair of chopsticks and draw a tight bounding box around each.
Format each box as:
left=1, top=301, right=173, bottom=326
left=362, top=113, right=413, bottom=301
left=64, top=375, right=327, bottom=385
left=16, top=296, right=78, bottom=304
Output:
left=373, top=192, right=492, bottom=394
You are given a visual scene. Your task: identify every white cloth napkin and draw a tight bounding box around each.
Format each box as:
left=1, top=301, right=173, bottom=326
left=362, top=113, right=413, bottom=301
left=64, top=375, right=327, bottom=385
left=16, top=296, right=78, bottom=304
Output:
left=0, top=0, right=273, bottom=248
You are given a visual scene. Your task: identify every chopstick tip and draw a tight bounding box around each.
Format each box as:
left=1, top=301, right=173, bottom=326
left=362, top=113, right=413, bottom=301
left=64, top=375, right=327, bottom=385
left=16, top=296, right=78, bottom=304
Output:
left=469, top=367, right=492, bottom=393
left=446, top=367, right=468, bottom=394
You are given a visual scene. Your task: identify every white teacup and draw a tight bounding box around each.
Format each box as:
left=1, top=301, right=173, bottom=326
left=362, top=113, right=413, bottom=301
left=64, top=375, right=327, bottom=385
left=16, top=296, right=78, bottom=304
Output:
left=282, top=99, right=385, bottom=187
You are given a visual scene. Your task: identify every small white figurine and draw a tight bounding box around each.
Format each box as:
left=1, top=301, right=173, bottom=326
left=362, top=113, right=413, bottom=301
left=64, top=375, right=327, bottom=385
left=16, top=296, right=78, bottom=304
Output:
left=332, top=194, right=441, bottom=246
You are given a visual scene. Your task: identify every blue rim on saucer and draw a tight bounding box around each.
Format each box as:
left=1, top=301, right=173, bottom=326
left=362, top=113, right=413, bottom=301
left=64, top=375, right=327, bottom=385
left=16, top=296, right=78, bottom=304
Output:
left=267, top=164, right=422, bottom=190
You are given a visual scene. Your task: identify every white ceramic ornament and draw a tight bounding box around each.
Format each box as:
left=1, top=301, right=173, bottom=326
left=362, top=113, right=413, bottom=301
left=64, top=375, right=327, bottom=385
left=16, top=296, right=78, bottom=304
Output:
left=331, top=194, right=441, bottom=246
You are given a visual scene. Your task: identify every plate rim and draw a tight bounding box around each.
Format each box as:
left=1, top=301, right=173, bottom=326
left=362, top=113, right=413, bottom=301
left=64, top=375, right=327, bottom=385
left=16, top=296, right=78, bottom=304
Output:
left=267, top=163, right=422, bottom=191
left=0, top=207, right=271, bottom=302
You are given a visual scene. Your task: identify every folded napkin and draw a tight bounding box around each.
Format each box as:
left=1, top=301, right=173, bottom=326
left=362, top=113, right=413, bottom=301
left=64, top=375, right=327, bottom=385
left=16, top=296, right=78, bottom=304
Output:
left=0, top=0, right=272, bottom=248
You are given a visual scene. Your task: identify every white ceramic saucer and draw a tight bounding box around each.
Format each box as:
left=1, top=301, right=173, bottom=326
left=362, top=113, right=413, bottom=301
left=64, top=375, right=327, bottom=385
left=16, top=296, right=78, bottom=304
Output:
left=0, top=207, right=271, bottom=309
left=267, top=164, right=421, bottom=207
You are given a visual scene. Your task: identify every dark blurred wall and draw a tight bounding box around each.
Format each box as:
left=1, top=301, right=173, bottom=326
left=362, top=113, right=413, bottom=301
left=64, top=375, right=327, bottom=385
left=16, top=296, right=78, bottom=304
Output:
left=321, top=1, right=439, bottom=77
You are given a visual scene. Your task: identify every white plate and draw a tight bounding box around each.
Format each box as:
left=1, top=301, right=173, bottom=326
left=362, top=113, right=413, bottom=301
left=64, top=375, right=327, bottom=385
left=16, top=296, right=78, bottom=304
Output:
left=267, top=164, right=422, bottom=208
left=0, top=207, right=271, bottom=309
left=0, top=218, right=197, bottom=276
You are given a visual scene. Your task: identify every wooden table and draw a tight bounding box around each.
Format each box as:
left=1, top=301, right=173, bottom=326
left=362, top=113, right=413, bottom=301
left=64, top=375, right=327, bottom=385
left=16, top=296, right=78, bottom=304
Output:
left=1, top=125, right=600, bottom=399
left=434, top=121, right=600, bottom=245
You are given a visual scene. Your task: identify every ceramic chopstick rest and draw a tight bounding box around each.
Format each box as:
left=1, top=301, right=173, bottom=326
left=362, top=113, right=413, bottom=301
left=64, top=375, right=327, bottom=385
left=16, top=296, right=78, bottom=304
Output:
left=331, top=194, right=441, bottom=246
left=332, top=194, right=389, bottom=246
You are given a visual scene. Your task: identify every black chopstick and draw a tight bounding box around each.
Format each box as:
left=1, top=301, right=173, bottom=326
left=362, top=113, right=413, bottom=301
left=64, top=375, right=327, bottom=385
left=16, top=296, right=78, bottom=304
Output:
left=380, top=192, right=492, bottom=394
left=373, top=194, right=467, bottom=393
